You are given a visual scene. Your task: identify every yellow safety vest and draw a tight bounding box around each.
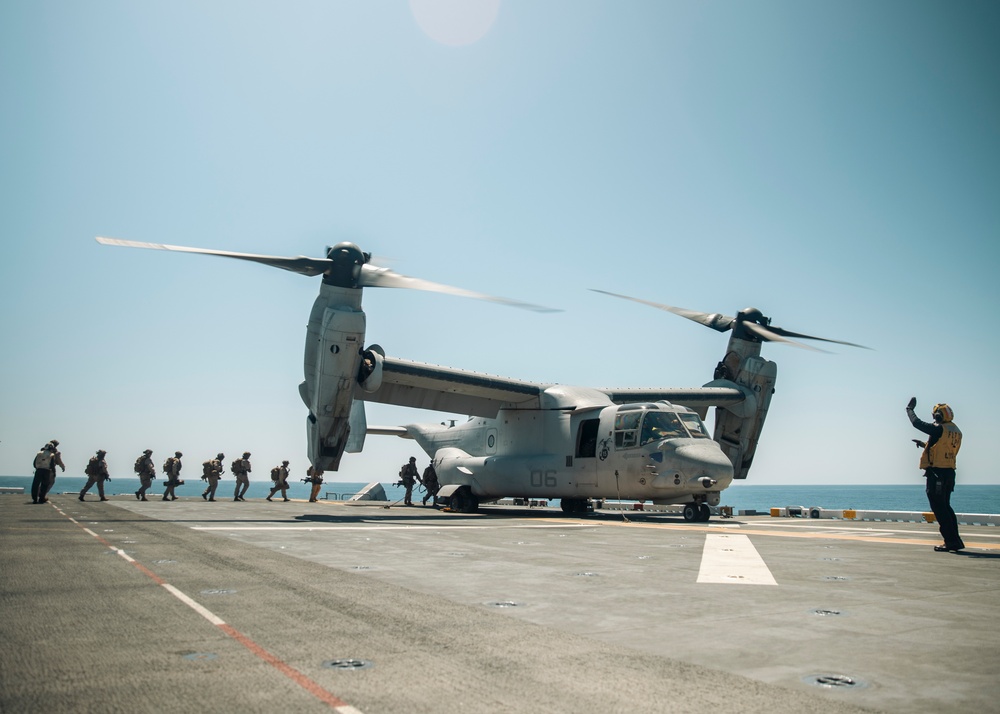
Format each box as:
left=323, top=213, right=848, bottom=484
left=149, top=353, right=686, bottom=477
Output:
left=920, top=422, right=962, bottom=469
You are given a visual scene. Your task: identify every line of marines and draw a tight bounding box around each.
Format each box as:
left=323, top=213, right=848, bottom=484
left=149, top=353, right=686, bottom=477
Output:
left=33, top=443, right=438, bottom=506
left=29, top=444, right=319, bottom=503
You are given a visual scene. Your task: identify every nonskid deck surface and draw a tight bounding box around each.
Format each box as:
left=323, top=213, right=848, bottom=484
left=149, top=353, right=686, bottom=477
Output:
left=4, top=495, right=999, bottom=713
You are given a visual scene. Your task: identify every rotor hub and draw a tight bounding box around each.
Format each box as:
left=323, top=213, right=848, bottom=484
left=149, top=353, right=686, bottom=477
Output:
left=733, top=307, right=769, bottom=342
left=324, top=242, right=370, bottom=288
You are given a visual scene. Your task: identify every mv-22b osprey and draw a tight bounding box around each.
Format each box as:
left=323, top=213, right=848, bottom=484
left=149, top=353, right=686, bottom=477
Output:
left=97, top=238, right=866, bottom=521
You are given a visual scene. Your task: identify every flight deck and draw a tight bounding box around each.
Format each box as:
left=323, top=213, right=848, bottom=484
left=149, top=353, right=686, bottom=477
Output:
left=2, top=494, right=998, bottom=713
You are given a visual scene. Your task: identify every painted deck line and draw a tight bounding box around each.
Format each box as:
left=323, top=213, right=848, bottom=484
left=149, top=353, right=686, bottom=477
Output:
left=697, top=533, right=778, bottom=585
left=52, top=502, right=364, bottom=713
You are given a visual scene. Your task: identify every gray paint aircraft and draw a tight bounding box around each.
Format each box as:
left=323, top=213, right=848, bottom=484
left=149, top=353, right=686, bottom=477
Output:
left=96, top=238, right=865, bottom=521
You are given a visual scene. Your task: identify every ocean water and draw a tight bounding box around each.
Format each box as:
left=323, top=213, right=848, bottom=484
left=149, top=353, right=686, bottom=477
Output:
left=0, top=475, right=372, bottom=503
left=722, top=483, right=1000, bottom=515
left=4, top=476, right=999, bottom=514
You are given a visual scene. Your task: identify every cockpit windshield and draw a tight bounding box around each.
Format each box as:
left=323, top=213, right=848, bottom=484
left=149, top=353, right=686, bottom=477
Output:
left=614, top=407, right=712, bottom=448
left=678, top=412, right=711, bottom=439
left=639, top=411, right=687, bottom=445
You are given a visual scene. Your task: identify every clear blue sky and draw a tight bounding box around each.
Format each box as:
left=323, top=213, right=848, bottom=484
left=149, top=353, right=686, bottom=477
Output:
left=2, top=1, right=997, bottom=486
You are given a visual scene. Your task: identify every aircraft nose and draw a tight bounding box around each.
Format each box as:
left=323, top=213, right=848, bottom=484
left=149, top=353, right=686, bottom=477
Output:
left=672, top=442, right=734, bottom=483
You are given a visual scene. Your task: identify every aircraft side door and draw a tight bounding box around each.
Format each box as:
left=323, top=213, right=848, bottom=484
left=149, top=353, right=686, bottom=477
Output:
left=572, top=417, right=600, bottom=487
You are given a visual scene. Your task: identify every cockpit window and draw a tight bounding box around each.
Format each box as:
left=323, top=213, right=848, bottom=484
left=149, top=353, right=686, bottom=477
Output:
left=639, top=411, right=687, bottom=445
left=678, top=412, right=711, bottom=439
left=614, top=411, right=641, bottom=448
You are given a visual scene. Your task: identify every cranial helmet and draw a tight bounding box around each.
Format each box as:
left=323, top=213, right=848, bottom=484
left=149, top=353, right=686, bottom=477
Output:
left=932, top=403, right=954, bottom=423
left=217, top=453, right=225, bottom=459
left=97, top=449, right=106, bottom=456
left=243, top=452, right=251, bottom=458
left=175, top=451, right=183, bottom=457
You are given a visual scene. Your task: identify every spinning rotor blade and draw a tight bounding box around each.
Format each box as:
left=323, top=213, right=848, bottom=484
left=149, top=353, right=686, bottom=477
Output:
left=361, top=264, right=560, bottom=313
left=589, top=290, right=734, bottom=331
left=740, top=321, right=825, bottom=352
left=762, top=324, right=871, bottom=350
left=592, top=288, right=870, bottom=351
left=97, top=236, right=559, bottom=312
left=96, top=237, right=331, bottom=277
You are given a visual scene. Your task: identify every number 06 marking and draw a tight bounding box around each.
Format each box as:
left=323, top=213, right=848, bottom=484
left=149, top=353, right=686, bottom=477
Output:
left=530, top=470, right=557, bottom=488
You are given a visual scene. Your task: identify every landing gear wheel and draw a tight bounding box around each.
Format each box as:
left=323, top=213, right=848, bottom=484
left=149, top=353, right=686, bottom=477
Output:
left=698, top=504, right=711, bottom=522
left=682, top=503, right=699, bottom=522
left=560, top=498, right=588, bottom=514
left=451, top=486, right=478, bottom=514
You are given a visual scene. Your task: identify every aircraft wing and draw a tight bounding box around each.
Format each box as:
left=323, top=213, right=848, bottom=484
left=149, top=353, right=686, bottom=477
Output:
left=359, top=356, right=545, bottom=418
left=360, top=357, right=747, bottom=418
left=600, top=387, right=747, bottom=408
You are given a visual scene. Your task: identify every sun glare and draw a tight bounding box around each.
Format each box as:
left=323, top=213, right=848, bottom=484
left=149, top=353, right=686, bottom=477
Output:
left=409, top=0, right=501, bottom=47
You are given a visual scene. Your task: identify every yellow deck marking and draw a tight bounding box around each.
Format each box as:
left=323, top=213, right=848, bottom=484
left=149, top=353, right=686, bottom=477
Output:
left=548, top=518, right=1000, bottom=550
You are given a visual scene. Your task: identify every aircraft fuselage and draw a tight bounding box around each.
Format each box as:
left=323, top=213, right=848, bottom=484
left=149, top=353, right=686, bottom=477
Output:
left=403, top=387, right=734, bottom=510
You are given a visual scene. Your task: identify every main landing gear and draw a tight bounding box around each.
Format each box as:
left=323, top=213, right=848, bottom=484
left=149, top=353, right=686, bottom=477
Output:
left=450, top=486, right=479, bottom=514
left=560, top=497, right=590, bottom=515
left=682, top=503, right=711, bottom=523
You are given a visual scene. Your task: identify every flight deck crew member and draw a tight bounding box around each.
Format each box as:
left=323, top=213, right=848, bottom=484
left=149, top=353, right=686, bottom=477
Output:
left=419, top=461, right=439, bottom=506
left=47, top=439, right=66, bottom=492
left=80, top=450, right=110, bottom=501
left=267, top=461, right=291, bottom=501
left=163, top=451, right=183, bottom=501
left=31, top=443, right=56, bottom=504
left=306, top=466, right=324, bottom=502
left=135, top=449, right=155, bottom=501
left=233, top=452, right=251, bottom=501
left=400, top=456, right=418, bottom=506
left=202, top=452, right=224, bottom=501
left=906, top=398, right=964, bottom=552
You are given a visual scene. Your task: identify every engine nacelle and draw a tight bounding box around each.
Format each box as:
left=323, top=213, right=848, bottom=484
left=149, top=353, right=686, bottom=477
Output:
left=301, top=282, right=366, bottom=471
left=710, top=340, right=777, bottom=480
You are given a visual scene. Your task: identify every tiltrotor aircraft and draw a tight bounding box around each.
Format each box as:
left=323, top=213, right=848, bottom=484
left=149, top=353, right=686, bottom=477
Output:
left=97, top=237, right=866, bottom=521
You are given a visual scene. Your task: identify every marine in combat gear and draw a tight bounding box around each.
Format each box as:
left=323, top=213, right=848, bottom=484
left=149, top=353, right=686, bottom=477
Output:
left=267, top=461, right=291, bottom=502
left=79, top=450, right=110, bottom=501
left=162, top=451, right=183, bottom=501
left=419, top=461, right=439, bottom=507
left=305, top=466, right=324, bottom=502
left=202, top=453, right=224, bottom=501
left=232, top=452, right=251, bottom=502
left=31, top=443, right=56, bottom=504
left=399, top=456, right=418, bottom=506
left=134, top=449, right=155, bottom=501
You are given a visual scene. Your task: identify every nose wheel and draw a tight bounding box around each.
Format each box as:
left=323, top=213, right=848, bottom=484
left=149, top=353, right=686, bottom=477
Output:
left=683, top=503, right=711, bottom=522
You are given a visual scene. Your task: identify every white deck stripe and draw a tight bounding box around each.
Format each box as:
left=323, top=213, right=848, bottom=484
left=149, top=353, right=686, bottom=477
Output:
left=160, top=583, right=227, bottom=626
left=697, top=533, right=777, bottom=585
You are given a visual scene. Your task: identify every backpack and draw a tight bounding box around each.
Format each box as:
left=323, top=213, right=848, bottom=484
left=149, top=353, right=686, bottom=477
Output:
left=134, top=456, right=144, bottom=473
left=270, top=467, right=280, bottom=482
left=85, top=457, right=100, bottom=477
left=231, top=459, right=240, bottom=474
left=202, top=461, right=213, bottom=478
left=33, top=451, right=53, bottom=470
left=163, top=458, right=173, bottom=474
